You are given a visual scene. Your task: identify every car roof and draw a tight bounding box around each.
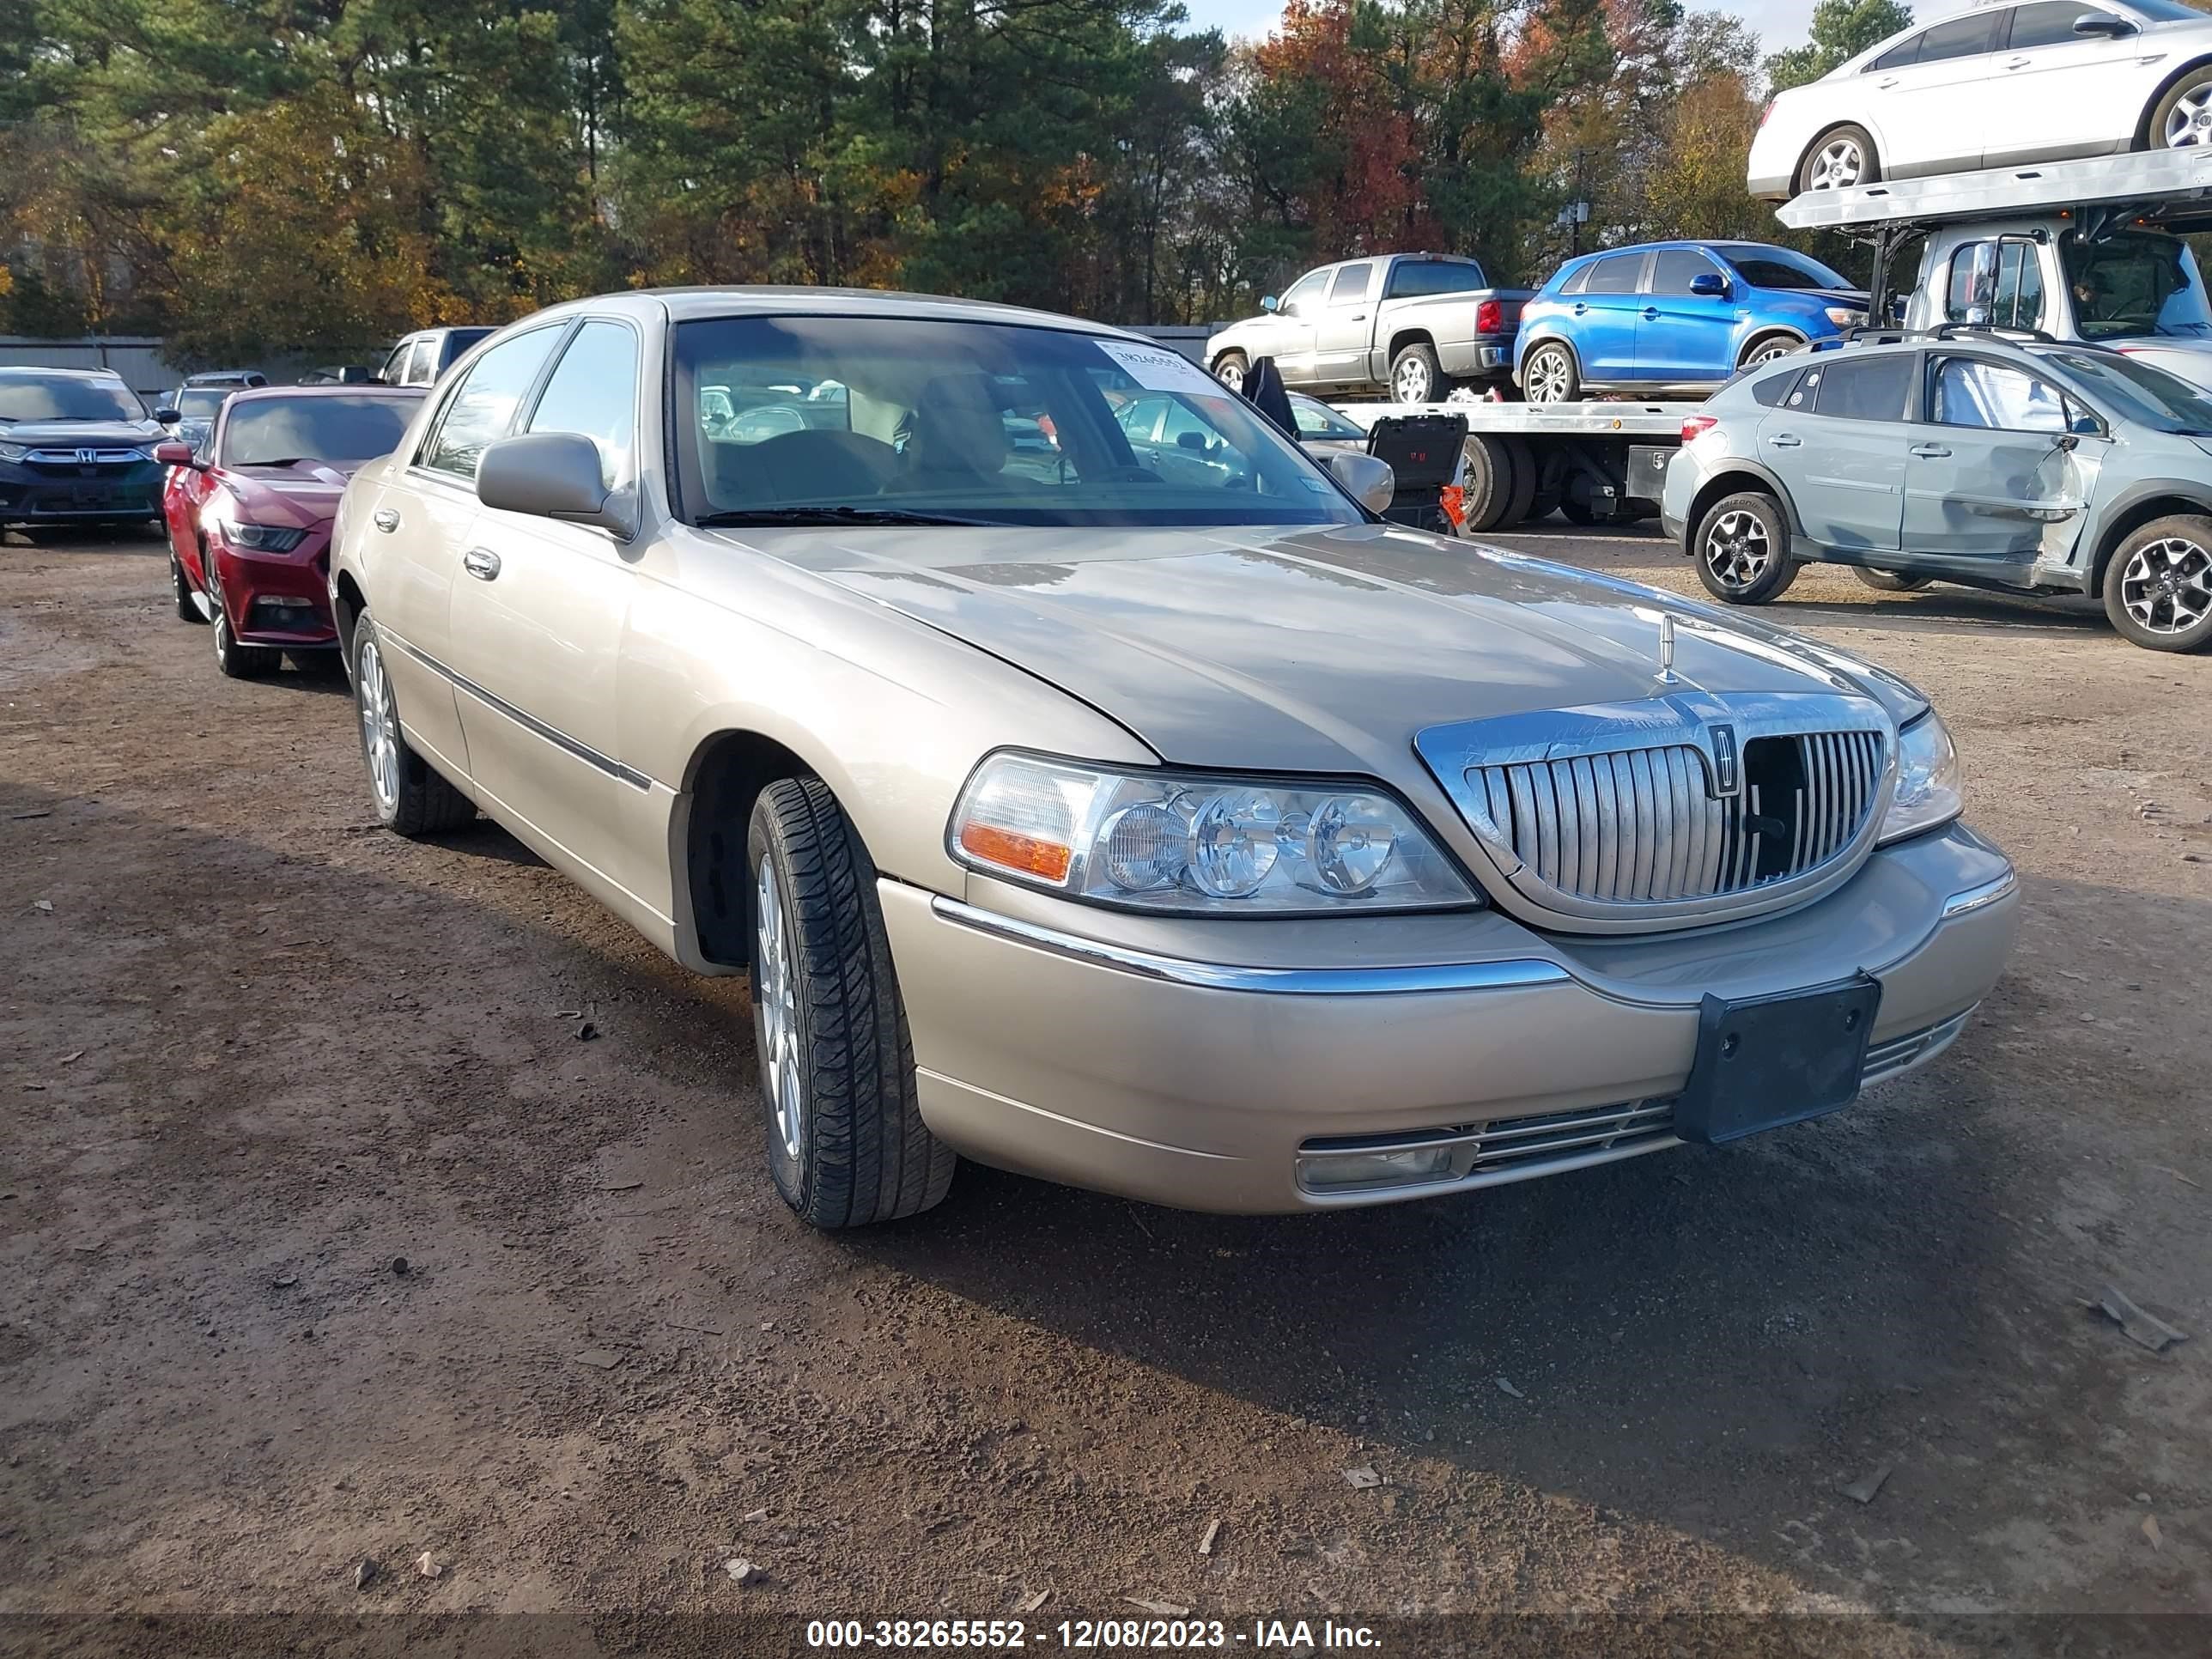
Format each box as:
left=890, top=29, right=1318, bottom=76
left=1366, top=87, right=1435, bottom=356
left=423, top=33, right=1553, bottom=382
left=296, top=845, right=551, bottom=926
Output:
left=501, top=285, right=1161, bottom=342
left=224, top=384, right=428, bottom=404
left=0, top=365, right=125, bottom=381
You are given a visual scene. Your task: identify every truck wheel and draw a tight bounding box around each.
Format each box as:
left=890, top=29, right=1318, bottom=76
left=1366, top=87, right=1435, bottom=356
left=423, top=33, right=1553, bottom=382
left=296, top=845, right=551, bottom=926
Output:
left=1694, top=492, right=1800, bottom=605
left=1854, top=567, right=1933, bottom=593
left=2151, top=68, right=2212, bottom=150
left=2104, top=515, right=2212, bottom=651
left=1501, top=437, right=1540, bottom=527
left=1796, top=125, right=1878, bottom=194
left=1461, top=436, right=1522, bottom=532
left=1211, top=351, right=1249, bottom=392
left=747, top=776, right=956, bottom=1228
left=1522, top=343, right=1578, bottom=405
left=1389, top=343, right=1452, bottom=405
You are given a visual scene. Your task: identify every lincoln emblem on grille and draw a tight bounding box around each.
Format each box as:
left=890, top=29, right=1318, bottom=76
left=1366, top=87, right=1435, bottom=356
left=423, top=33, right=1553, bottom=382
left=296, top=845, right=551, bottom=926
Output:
left=1709, top=724, right=1741, bottom=797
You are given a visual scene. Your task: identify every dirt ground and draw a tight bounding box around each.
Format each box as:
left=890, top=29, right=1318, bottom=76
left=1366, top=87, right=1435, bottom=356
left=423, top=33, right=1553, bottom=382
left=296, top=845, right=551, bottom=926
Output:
left=2, top=522, right=2208, bottom=1652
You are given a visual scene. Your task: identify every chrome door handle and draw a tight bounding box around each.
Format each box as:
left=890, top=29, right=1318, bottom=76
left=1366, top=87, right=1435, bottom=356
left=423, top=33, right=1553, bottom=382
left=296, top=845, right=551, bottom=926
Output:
left=1350, top=313, right=1368, bottom=320
left=1911, top=443, right=1952, bottom=458
left=1641, top=307, right=1660, bottom=319
left=462, top=547, right=501, bottom=581
left=373, top=508, right=400, bottom=533
left=2006, top=56, right=2029, bottom=68
left=1571, top=302, right=1589, bottom=316
left=1877, top=76, right=1899, bottom=88
left=1768, top=434, right=1802, bottom=448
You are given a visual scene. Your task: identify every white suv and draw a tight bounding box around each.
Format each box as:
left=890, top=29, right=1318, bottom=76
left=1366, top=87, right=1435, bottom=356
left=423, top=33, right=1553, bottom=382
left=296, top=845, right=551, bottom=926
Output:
left=1750, top=0, right=2212, bottom=201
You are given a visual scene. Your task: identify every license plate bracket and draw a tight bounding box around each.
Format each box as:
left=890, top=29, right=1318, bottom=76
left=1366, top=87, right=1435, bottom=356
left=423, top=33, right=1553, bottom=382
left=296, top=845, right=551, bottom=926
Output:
left=1674, top=975, right=1881, bottom=1146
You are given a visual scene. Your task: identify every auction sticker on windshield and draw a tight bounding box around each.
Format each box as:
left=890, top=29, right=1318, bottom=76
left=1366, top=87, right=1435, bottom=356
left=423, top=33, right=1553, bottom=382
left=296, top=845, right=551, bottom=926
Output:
left=1097, top=340, right=1227, bottom=397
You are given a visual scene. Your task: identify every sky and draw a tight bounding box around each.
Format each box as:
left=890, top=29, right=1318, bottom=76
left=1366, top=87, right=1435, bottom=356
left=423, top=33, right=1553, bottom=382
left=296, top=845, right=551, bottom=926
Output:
left=1176, top=0, right=1823, bottom=58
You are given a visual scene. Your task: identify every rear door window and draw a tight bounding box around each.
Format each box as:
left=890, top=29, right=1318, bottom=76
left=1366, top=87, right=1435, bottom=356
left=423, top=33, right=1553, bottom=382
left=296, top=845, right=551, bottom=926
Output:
left=1869, top=31, right=1923, bottom=69
left=1917, top=11, right=2001, bottom=61
left=1329, top=264, right=1374, bottom=306
left=1584, top=253, right=1647, bottom=295
left=1812, top=354, right=1915, bottom=421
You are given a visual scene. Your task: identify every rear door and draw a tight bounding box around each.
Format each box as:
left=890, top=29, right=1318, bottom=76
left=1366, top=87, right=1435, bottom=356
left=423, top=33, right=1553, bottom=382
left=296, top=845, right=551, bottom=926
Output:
left=1636, top=248, right=1736, bottom=382
left=366, top=323, right=568, bottom=775
left=1902, top=353, right=2083, bottom=561
left=1575, top=251, right=1651, bottom=382
left=1859, top=11, right=2006, bottom=176
left=1759, top=353, right=1915, bottom=551
left=446, top=318, right=644, bottom=888
left=1313, top=262, right=1376, bottom=386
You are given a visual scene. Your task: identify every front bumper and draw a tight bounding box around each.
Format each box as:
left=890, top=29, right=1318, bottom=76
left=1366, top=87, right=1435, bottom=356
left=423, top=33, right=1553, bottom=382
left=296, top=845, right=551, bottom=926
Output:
left=879, top=823, right=2020, bottom=1213
left=0, top=461, right=163, bottom=523
left=211, top=529, right=338, bottom=646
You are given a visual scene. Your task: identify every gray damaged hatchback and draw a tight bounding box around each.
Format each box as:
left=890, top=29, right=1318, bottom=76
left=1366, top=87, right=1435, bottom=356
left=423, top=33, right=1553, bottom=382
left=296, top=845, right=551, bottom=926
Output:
left=1663, top=331, right=2212, bottom=652
left=330, top=288, right=2020, bottom=1226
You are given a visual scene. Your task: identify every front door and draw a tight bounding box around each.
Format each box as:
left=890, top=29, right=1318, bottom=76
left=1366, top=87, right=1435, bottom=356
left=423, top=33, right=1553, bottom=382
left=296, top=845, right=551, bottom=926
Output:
left=373, top=322, right=569, bottom=777
left=1263, top=270, right=1329, bottom=385
left=1990, top=2, right=2147, bottom=160
left=444, top=319, right=644, bottom=895
left=1636, top=248, right=1737, bottom=382
left=1762, top=353, right=1915, bottom=552
left=1313, top=262, right=1376, bottom=386
left=1902, top=353, right=2085, bottom=561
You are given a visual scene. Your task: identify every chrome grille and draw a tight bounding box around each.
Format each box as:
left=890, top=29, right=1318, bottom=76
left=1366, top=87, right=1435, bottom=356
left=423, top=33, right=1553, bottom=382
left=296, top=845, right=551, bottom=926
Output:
left=1467, top=729, right=1885, bottom=904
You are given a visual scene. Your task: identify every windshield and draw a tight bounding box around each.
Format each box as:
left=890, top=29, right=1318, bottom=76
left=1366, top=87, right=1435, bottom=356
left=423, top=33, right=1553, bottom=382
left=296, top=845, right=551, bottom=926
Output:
left=0, top=374, right=146, bottom=424
left=221, top=394, right=416, bottom=466
left=2042, top=348, right=2212, bottom=433
left=2061, top=231, right=2212, bottom=339
left=175, top=388, right=229, bottom=419
left=672, top=316, right=1363, bottom=529
left=2122, top=0, right=2208, bottom=20
left=1721, top=247, right=1852, bottom=291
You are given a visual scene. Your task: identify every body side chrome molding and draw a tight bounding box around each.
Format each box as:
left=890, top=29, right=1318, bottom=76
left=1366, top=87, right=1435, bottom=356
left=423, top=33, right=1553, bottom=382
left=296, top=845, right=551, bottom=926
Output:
left=379, top=626, right=655, bottom=793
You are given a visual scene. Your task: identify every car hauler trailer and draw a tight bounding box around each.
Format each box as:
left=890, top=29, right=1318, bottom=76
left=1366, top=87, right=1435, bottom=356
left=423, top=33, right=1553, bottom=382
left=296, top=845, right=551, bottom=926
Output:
left=1328, top=398, right=1696, bottom=532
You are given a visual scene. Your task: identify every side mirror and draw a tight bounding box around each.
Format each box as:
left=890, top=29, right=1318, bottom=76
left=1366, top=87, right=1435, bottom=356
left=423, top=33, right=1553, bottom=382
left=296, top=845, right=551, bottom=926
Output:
left=476, top=432, right=636, bottom=538
left=2073, top=13, right=2131, bottom=36
left=1176, top=430, right=1208, bottom=451
left=154, top=407, right=180, bottom=424
left=1261, top=295, right=1279, bottom=313
left=153, top=441, right=196, bottom=467
left=2069, top=410, right=2105, bottom=437
left=1688, top=273, right=1729, bottom=298
left=1326, top=451, right=1395, bottom=514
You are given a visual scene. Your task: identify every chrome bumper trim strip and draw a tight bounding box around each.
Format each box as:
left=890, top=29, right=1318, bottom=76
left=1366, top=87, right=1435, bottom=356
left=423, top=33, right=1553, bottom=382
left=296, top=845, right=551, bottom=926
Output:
left=1942, top=869, right=2019, bottom=920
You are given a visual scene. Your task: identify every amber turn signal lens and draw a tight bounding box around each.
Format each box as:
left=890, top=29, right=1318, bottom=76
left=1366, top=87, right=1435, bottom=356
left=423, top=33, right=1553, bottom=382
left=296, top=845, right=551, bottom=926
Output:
left=958, top=821, right=1073, bottom=883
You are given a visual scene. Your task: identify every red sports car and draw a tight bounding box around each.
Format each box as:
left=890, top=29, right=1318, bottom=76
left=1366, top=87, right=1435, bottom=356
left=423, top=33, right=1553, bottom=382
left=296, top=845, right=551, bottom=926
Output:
left=160, top=385, right=426, bottom=678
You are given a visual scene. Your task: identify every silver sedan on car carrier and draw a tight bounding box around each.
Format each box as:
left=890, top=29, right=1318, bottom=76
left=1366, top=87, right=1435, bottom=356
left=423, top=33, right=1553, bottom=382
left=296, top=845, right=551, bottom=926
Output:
left=328, top=287, right=2021, bottom=1225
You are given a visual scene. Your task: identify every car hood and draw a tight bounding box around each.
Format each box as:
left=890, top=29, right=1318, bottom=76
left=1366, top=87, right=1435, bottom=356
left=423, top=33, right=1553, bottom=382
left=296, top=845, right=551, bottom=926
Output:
left=0, top=419, right=162, bottom=448
left=214, top=461, right=362, bottom=525
left=720, top=522, right=1911, bottom=775
left=2113, top=338, right=2212, bottom=391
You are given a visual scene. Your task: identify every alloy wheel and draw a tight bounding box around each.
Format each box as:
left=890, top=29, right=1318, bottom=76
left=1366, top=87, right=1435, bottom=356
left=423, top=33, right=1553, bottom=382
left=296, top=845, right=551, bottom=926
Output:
left=1525, top=349, right=1571, bottom=404
left=1808, top=137, right=1864, bottom=191
left=1213, top=360, right=1244, bottom=392
left=2165, top=86, right=2212, bottom=147
left=356, top=635, right=401, bottom=816
left=1393, top=356, right=1433, bottom=404
left=755, top=856, right=805, bottom=1164
left=2119, top=537, right=2212, bottom=635
left=1703, top=508, right=1771, bottom=589
left=1743, top=340, right=1796, bottom=368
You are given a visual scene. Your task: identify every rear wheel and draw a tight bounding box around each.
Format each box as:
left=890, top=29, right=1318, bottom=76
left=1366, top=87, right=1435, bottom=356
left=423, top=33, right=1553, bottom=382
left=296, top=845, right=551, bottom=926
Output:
left=212, top=605, right=281, bottom=679
left=1522, top=342, right=1579, bottom=405
left=1461, top=435, right=1522, bottom=532
left=2151, top=66, right=2212, bottom=151
left=1796, top=125, right=1878, bottom=195
left=351, top=610, right=477, bottom=835
left=1694, top=491, right=1800, bottom=605
left=1389, top=342, right=1451, bottom=405
left=1211, top=351, right=1249, bottom=393
left=2104, top=515, right=2212, bottom=651
left=747, top=776, right=955, bottom=1228
left=1854, top=567, right=1934, bottom=593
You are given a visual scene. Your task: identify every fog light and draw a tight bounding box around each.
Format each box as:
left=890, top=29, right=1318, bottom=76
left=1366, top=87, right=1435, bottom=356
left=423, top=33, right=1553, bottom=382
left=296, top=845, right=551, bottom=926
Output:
left=1297, top=1145, right=1454, bottom=1193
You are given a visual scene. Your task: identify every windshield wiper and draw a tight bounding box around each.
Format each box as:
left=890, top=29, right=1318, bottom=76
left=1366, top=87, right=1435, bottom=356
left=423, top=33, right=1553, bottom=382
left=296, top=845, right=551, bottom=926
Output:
left=240, top=457, right=313, bottom=468
left=694, top=505, right=999, bottom=529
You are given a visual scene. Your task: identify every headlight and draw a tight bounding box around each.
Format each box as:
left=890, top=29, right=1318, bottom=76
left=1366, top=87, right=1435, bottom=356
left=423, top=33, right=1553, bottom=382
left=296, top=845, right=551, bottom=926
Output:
left=1879, top=712, right=1962, bottom=845
left=0, top=441, right=26, bottom=462
left=221, top=521, right=307, bottom=552
left=1824, top=307, right=1866, bottom=328
left=947, top=753, right=1480, bottom=915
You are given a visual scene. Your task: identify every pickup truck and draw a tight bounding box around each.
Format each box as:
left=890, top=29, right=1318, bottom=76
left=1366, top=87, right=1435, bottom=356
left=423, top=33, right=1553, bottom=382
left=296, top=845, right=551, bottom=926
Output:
left=1204, top=254, right=1532, bottom=404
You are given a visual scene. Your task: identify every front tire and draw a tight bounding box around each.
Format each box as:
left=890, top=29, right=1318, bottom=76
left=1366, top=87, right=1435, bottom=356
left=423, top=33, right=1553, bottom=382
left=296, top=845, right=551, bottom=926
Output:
left=212, top=604, right=281, bottom=678
left=170, top=554, right=205, bottom=623
left=1522, top=342, right=1579, bottom=405
left=1211, top=351, right=1249, bottom=393
left=1796, top=125, right=1878, bottom=195
left=1389, top=342, right=1451, bottom=404
left=747, top=777, right=954, bottom=1229
left=2151, top=66, right=2212, bottom=151
left=1694, top=491, right=1800, bottom=605
left=1738, top=332, right=1805, bottom=372
left=350, top=610, right=477, bottom=835
left=2104, top=515, right=2212, bottom=651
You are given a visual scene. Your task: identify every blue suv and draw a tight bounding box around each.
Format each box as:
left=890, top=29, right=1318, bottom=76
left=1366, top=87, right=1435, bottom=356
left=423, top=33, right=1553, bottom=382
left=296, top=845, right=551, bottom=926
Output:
left=1514, top=241, right=1867, bottom=404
